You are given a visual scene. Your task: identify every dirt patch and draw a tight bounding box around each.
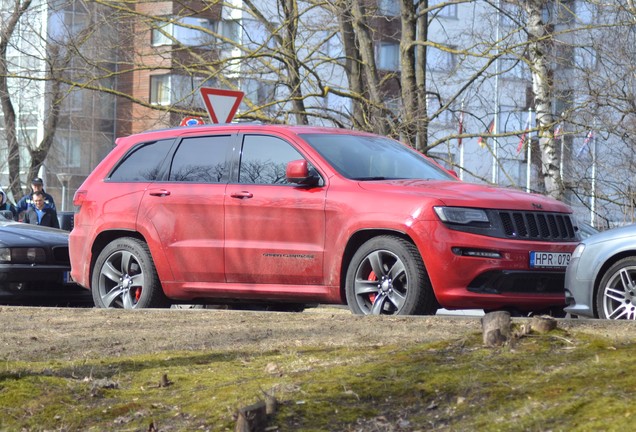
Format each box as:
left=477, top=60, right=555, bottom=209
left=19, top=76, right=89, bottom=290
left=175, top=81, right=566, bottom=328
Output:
left=1, top=306, right=635, bottom=362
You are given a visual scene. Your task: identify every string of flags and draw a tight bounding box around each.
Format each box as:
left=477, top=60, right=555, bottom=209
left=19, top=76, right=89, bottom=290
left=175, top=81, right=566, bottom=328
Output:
left=456, top=111, right=594, bottom=158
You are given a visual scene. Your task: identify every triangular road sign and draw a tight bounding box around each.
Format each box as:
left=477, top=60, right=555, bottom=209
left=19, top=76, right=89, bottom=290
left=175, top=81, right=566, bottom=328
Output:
left=199, top=87, right=244, bottom=124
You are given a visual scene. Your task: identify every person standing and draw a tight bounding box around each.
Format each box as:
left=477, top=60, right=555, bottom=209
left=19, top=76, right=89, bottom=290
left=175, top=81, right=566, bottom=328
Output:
left=22, top=191, right=60, bottom=228
left=16, top=177, right=56, bottom=214
left=0, top=187, right=18, bottom=219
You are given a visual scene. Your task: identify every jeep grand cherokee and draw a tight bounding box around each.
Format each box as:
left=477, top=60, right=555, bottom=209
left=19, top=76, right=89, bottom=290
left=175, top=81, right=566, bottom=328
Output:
left=69, top=124, right=579, bottom=314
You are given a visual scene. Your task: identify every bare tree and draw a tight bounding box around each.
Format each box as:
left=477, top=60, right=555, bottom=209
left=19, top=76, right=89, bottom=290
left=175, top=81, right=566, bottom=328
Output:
left=0, top=0, right=32, bottom=200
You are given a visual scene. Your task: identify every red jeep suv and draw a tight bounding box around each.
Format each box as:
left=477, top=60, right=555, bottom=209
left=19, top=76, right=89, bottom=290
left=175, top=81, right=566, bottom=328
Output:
left=69, top=124, right=579, bottom=314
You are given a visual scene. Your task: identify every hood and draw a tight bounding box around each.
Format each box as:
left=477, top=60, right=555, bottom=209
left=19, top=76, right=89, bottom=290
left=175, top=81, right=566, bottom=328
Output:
left=357, top=179, right=572, bottom=213
left=0, top=187, right=5, bottom=205
left=582, top=223, right=636, bottom=246
left=0, top=221, right=69, bottom=247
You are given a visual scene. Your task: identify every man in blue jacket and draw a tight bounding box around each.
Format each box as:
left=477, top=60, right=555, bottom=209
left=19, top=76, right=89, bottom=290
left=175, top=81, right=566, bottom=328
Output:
left=23, top=191, right=60, bottom=228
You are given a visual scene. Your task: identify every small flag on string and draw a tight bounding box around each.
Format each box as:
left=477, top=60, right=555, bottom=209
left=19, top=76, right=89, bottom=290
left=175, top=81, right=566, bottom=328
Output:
left=517, top=112, right=532, bottom=154
left=576, top=130, right=594, bottom=157
left=477, top=119, right=494, bottom=148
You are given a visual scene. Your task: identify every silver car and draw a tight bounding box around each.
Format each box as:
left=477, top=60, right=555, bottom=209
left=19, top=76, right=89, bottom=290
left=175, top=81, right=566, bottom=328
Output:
left=565, top=223, right=636, bottom=319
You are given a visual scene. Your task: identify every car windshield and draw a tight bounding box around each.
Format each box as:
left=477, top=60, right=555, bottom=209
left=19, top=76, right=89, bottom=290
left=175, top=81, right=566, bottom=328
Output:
left=301, top=133, right=455, bottom=181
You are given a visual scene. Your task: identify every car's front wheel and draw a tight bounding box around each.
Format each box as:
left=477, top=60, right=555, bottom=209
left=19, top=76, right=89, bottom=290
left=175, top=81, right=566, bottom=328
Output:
left=596, top=256, right=636, bottom=319
left=345, top=236, right=437, bottom=315
left=92, top=237, right=169, bottom=309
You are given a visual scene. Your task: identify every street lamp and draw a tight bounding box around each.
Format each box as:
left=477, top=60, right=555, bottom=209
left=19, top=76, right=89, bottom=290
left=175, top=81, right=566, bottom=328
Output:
left=56, top=173, right=74, bottom=212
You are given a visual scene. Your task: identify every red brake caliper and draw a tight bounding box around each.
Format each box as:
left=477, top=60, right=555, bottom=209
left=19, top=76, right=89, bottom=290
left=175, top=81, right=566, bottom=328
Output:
left=134, top=287, right=142, bottom=302
left=368, top=271, right=377, bottom=304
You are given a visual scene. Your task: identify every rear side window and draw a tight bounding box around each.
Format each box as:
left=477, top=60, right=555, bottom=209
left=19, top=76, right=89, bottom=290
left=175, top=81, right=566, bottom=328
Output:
left=169, top=135, right=232, bottom=183
left=108, top=139, right=174, bottom=182
left=238, top=135, right=304, bottom=185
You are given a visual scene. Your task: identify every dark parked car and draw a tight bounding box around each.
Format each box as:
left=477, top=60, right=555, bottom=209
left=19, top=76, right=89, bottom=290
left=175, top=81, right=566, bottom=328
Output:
left=0, top=214, right=90, bottom=306
left=69, top=124, right=579, bottom=314
left=565, top=223, right=636, bottom=319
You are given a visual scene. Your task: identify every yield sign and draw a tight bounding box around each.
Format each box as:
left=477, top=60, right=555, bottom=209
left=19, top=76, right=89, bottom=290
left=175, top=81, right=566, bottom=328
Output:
left=199, top=87, right=244, bottom=124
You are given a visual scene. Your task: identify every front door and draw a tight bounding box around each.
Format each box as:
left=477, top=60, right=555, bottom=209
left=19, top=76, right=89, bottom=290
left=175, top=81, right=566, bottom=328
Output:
left=224, top=134, right=326, bottom=285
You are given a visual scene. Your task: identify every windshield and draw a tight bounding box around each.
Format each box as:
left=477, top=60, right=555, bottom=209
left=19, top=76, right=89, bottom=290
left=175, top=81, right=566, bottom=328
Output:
left=301, top=133, right=455, bottom=181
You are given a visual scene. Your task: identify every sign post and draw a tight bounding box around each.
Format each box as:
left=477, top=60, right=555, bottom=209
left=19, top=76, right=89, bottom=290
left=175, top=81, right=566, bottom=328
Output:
left=199, top=87, right=244, bottom=124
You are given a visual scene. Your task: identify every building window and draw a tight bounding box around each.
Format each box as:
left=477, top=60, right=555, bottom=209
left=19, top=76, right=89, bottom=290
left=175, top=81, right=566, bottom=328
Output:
left=429, top=0, right=458, bottom=18
left=151, top=17, right=214, bottom=47
left=555, top=43, right=575, bottom=69
left=378, top=0, right=400, bottom=16
left=150, top=74, right=214, bottom=107
left=219, top=20, right=240, bottom=47
left=61, top=135, right=81, bottom=168
left=376, top=42, right=400, bottom=71
left=150, top=75, right=171, bottom=105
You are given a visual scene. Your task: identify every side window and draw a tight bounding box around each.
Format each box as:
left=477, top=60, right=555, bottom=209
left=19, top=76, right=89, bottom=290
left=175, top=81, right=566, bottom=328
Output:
left=108, top=139, right=174, bottom=182
left=169, top=135, right=232, bottom=183
left=239, top=135, right=304, bottom=185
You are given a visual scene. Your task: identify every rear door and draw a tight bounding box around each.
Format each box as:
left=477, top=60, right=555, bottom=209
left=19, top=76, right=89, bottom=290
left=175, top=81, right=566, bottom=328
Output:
left=224, top=133, right=326, bottom=285
left=137, top=134, right=235, bottom=283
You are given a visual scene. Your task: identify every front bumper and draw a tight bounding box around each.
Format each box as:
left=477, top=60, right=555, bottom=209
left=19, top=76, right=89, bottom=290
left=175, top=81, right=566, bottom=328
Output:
left=563, top=255, right=595, bottom=317
left=412, top=222, right=576, bottom=311
left=0, top=263, right=72, bottom=287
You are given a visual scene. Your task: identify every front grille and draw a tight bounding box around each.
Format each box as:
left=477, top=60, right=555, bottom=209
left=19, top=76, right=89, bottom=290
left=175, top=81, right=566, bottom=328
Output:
left=498, top=211, right=576, bottom=241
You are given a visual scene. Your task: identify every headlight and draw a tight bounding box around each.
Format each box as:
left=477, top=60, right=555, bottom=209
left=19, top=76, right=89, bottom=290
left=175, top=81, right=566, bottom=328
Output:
left=0, top=248, right=10, bottom=262
left=571, top=244, right=585, bottom=259
left=0, top=248, right=47, bottom=264
left=434, top=207, right=490, bottom=224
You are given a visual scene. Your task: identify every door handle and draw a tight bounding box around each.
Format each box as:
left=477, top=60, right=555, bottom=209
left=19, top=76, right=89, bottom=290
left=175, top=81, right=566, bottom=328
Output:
left=148, top=190, right=171, bottom=197
left=230, top=191, right=254, bottom=199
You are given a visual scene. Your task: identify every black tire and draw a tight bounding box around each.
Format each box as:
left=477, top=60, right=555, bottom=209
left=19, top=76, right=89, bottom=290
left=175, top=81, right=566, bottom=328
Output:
left=345, top=235, right=437, bottom=315
left=91, top=237, right=169, bottom=309
left=595, top=256, right=636, bottom=319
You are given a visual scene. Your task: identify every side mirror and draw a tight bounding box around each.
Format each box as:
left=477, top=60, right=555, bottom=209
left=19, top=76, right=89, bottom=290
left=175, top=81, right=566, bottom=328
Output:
left=0, top=210, right=14, bottom=220
left=286, top=159, right=319, bottom=186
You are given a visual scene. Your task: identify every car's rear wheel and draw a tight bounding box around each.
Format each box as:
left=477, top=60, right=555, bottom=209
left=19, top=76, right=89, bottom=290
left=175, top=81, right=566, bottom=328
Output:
left=596, top=256, right=636, bottom=319
left=92, top=237, right=169, bottom=309
left=345, top=236, right=437, bottom=315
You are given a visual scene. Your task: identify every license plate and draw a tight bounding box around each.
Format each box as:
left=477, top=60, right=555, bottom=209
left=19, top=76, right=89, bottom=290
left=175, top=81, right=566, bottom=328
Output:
left=530, top=251, right=571, bottom=269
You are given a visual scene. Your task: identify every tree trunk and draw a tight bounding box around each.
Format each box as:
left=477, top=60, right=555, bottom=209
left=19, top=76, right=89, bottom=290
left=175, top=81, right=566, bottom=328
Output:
left=415, top=1, right=429, bottom=152
left=399, top=0, right=419, bottom=148
left=524, top=0, right=564, bottom=200
left=350, top=0, right=388, bottom=135
left=280, top=0, right=309, bottom=125
left=0, top=0, right=33, bottom=201
left=334, top=0, right=373, bottom=130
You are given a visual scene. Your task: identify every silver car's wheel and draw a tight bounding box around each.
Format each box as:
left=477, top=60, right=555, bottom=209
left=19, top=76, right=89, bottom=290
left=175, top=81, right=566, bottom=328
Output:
left=92, top=237, right=169, bottom=309
left=596, top=257, right=636, bottom=319
left=345, top=236, right=438, bottom=315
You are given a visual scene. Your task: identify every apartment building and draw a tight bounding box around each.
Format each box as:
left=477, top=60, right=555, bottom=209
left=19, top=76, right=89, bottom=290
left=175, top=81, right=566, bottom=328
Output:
left=1, top=0, right=630, bottom=225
